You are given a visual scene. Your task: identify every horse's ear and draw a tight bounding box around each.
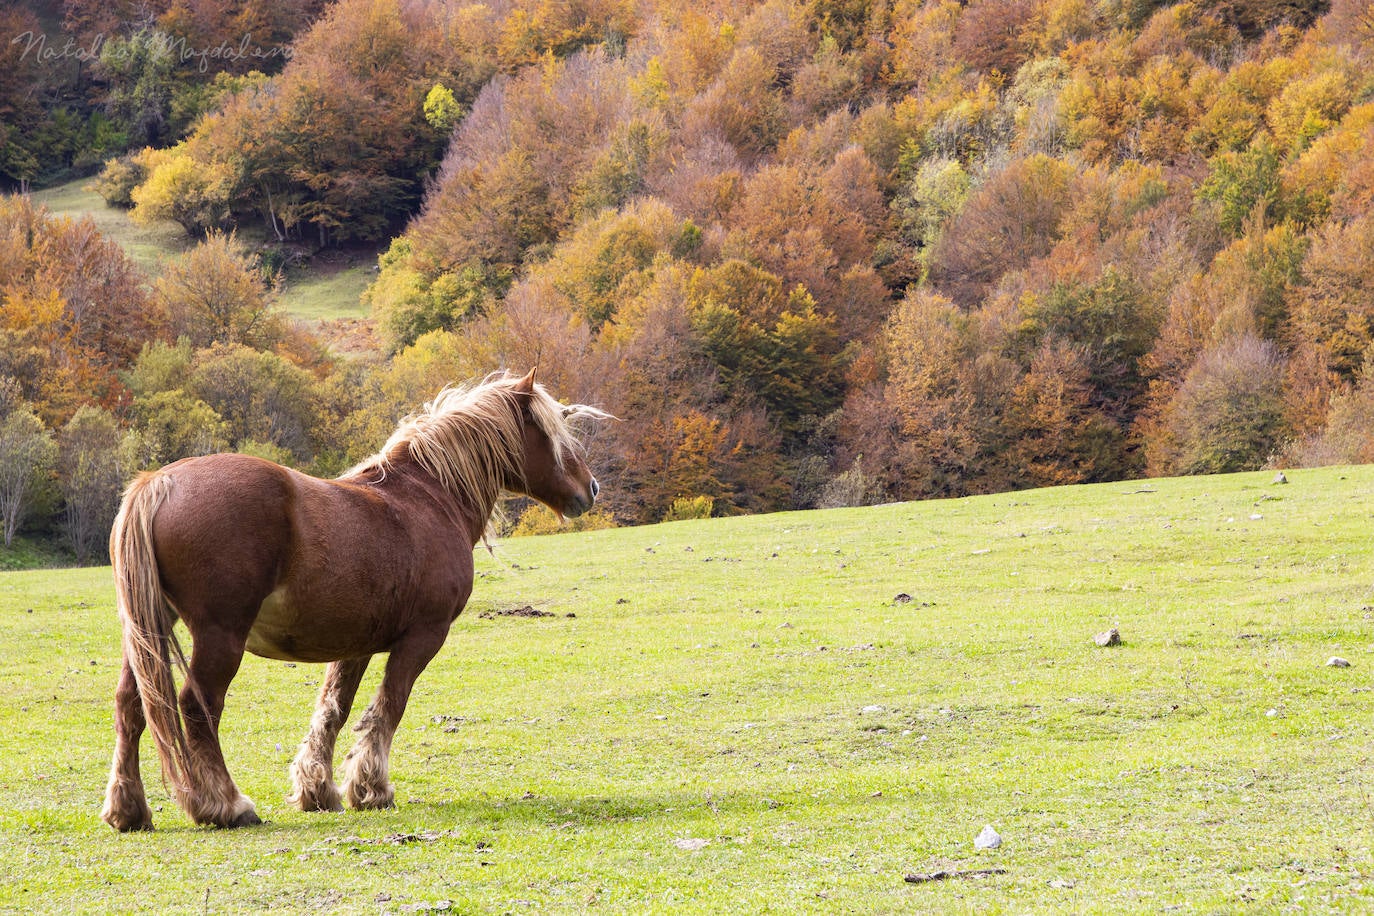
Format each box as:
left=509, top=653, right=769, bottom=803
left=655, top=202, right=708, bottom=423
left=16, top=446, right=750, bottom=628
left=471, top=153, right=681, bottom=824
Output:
left=513, top=367, right=537, bottom=396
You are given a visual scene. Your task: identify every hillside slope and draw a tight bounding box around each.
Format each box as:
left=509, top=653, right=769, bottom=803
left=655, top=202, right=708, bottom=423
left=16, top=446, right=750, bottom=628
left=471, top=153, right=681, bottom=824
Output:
left=30, top=180, right=374, bottom=325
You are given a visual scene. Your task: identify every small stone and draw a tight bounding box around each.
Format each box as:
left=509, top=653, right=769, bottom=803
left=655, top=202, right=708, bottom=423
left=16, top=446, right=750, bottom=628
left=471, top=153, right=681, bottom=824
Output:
left=1273, top=471, right=1288, bottom=484
left=674, top=837, right=709, bottom=851
left=1327, top=656, right=1352, bottom=668
left=861, top=705, right=885, bottom=714
left=974, top=825, right=1002, bottom=850
left=894, top=593, right=913, bottom=604
left=1094, top=627, right=1122, bottom=647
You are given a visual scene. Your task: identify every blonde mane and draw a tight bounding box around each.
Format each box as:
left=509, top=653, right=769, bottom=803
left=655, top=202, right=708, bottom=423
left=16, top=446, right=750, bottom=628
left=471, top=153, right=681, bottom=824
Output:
left=344, top=373, right=606, bottom=518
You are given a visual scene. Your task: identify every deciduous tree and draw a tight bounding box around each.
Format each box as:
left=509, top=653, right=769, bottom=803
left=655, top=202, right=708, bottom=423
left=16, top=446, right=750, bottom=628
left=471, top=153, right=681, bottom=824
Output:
left=1153, top=333, right=1289, bottom=475
left=57, top=406, right=127, bottom=563
left=930, top=154, right=1077, bottom=306
left=0, top=405, right=56, bottom=547
left=153, top=231, right=283, bottom=350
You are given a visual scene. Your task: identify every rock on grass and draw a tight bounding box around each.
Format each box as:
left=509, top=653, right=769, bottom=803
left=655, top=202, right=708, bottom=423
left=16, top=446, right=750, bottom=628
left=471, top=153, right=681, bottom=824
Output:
left=974, top=825, right=1002, bottom=849
left=1094, top=627, right=1122, bottom=647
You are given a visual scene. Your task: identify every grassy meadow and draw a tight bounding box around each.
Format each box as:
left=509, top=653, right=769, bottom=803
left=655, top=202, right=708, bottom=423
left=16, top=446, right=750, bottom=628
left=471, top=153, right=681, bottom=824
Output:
left=1, top=466, right=1372, bottom=913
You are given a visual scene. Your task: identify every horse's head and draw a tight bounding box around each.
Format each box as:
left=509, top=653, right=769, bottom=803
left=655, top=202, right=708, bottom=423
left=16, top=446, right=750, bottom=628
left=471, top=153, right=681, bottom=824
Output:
left=507, top=369, right=608, bottom=519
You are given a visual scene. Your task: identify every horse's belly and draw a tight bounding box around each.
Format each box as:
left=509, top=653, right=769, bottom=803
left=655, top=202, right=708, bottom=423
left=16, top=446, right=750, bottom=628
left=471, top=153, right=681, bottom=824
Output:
left=246, top=587, right=371, bottom=662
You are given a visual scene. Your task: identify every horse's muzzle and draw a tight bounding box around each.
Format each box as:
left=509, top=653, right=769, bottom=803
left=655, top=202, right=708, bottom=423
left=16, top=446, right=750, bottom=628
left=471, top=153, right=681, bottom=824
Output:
left=567, top=477, right=599, bottom=518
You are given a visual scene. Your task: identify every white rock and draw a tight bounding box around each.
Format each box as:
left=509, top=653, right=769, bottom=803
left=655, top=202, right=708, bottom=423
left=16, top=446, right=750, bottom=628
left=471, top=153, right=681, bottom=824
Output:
left=1094, top=627, right=1122, bottom=647
left=974, top=825, right=1002, bottom=849
left=1327, top=656, right=1352, bottom=668
left=861, top=705, right=885, bottom=714
left=673, top=837, right=709, bottom=851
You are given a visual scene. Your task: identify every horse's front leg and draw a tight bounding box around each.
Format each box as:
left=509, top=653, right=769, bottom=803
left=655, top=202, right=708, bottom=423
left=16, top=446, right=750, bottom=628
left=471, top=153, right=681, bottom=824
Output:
left=342, top=628, right=448, bottom=810
left=179, top=629, right=260, bottom=828
left=288, top=656, right=371, bottom=812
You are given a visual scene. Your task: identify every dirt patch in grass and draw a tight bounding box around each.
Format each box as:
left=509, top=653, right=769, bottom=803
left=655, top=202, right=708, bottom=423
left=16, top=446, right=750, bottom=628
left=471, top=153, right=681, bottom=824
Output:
left=478, top=605, right=557, bottom=619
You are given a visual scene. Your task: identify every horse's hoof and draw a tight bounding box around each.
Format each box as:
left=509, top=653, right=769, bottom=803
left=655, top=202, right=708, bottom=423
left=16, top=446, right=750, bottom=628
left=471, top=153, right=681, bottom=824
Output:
left=102, top=804, right=154, bottom=832
left=289, top=786, right=344, bottom=813
left=105, top=814, right=154, bottom=832
left=299, top=799, right=344, bottom=813
left=344, top=783, right=396, bottom=810
left=351, top=796, right=396, bottom=811
left=225, top=809, right=263, bottom=828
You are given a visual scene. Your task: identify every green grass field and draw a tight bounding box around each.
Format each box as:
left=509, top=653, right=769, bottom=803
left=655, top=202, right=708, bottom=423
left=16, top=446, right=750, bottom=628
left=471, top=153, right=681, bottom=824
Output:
left=2, top=467, right=1372, bottom=913
left=29, top=180, right=373, bottom=323
left=31, top=180, right=195, bottom=276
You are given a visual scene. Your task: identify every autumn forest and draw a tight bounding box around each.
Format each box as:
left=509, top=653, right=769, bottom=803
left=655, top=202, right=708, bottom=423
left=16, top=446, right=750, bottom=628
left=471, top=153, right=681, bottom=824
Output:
left=2, top=0, right=1373, bottom=564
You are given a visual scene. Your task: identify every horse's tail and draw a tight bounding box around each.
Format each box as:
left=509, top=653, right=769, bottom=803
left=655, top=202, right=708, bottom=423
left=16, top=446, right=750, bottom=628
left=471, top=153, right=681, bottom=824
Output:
left=111, top=471, right=193, bottom=800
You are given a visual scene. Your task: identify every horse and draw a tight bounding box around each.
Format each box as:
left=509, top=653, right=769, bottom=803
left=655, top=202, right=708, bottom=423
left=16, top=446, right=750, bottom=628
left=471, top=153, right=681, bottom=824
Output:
left=100, top=369, right=608, bottom=831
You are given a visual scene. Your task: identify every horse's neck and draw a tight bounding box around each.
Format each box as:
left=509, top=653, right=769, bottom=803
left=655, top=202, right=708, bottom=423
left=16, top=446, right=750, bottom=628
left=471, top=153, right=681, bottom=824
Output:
left=357, top=459, right=497, bottom=547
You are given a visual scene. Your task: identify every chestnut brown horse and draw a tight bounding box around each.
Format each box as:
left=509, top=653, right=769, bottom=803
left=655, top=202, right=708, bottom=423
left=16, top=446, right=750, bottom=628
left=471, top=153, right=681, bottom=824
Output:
left=100, top=369, right=607, bottom=831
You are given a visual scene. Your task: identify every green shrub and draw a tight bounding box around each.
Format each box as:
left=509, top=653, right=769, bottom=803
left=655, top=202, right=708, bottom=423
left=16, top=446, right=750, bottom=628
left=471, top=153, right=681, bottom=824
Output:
left=93, top=153, right=144, bottom=208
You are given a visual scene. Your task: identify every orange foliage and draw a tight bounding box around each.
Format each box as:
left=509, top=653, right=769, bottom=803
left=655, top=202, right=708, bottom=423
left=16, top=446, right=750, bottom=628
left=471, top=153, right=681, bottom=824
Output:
left=0, top=197, right=160, bottom=426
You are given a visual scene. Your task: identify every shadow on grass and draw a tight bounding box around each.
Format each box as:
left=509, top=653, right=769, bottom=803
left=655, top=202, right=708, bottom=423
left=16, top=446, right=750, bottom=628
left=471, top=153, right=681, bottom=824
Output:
left=133, top=789, right=797, bottom=838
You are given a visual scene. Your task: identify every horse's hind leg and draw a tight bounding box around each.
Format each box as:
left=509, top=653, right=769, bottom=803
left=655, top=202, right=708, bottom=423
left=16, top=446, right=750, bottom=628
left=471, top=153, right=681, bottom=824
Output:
left=100, top=657, right=154, bottom=831
left=179, top=631, right=260, bottom=828
left=288, top=656, right=371, bottom=812
left=343, top=630, right=447, bottom=810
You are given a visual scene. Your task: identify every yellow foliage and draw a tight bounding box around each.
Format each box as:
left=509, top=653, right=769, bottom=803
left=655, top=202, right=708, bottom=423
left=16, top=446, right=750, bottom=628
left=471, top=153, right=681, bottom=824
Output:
left=509, top=503, right=618, bottom=535
left=130, top=143, right=234, bottom=234
left=885, top=0, right=960, bottom=89
left=1032, top=0, right=1099, bottom=55
left=537, top=198, right=682, bottom=330
left=1267, top=66, right=1358, bottom=151
left=630, top=57, right=670, bottom=107
left=661, top=494, right=714, bottom=522
left=1281, top=102, right=1374, bottom=224
left=648, top=10, right=736, bottom=99
left=1, top=286, right=66, bottom=332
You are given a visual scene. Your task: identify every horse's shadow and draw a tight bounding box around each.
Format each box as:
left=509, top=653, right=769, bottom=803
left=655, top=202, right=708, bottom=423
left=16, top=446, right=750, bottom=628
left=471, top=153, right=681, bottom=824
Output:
left=163, top=789, right=782, bottom=836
